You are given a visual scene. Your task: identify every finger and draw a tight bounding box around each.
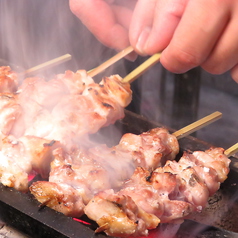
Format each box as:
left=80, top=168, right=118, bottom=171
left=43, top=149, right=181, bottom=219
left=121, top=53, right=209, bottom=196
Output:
left=201, top=4, right=238, bottom=75
left=114, top=0, right=137, bottom=10
left=130, top=0, right=187, bottom=55
left=129, top=0, right=157, bottom=55
left=230, top=64, right=238, bottom=83
left=111, top=5, right=132, bottom=30
left=69, top=0, right=131, bottom=51
left=160, top=0, right=230, bottom=74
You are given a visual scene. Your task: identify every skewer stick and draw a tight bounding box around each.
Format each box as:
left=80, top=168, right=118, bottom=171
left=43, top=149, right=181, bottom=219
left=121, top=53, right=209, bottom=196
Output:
left=88, top=46, right=134, bottom=78
left=23, top=54, right=72, bottom=76
left=224, top=143, right=238, bottom=157
left=173, top=111, right=222, bottom=140
left=122, top=53, right=161, bottom=83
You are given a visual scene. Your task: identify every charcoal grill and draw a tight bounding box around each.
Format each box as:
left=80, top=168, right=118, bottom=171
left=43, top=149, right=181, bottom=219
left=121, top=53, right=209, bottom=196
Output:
left=0, top=110, right=237, bottom=238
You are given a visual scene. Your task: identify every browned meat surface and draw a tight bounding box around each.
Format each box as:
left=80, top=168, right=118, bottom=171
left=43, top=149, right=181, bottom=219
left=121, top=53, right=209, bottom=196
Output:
left=85, top=189, right=160, bottom=237
left=30, top=128, right=179, bottom=218
left=118, top=127, right=179, bottom=169
left=0, top=135, right=60, bottom=191
left=14, top=72, right=132, bottom=146
left=0, top=93, right=22, bottom=136
left=0, top=66, right=18, bottom=93
left=84, top=147, right=230, bottom=237
left=0, top=67, right=133, bottom=192
left=17, top=70, right=94, bottom=110
left=30, top=181, right=85, bottom=217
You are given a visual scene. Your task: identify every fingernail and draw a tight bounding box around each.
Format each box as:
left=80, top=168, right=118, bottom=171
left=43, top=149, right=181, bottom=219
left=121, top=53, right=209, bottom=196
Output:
left=135, top=27, right=151, bottom=55
left=125, top=52, right=138, bottom=62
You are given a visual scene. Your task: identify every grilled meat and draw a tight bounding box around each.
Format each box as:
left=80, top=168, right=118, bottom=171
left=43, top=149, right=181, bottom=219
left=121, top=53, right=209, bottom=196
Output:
left=30, top=128, right=179, bottom=217
left=0, top=67, right=133, bottom=192
left=0, top=93, right=22, bottom=136
left=0, top=66, right=18, bottom=93
left=0, top=135, right=60, bottom=191
left=84, top=147, right=230, bottom=237
left=17, top=70, right=94, bottom=110
left=0, top=67, right=132, bottom=146
left=14, top=71, right=132, bottom=146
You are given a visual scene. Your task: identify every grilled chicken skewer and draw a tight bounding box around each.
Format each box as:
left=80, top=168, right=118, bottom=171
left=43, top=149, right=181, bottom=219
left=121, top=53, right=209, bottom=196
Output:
left=84, top=147, right=231, bottom=237
left=13, top=70, right=132, bottom=145
left=29, top=111, right=222, bottom=221
left=0, top=66, right=132, bottom=142
left=0, top=135, right=61, bottom=191
left=0, top=66, right=19, bottom=93
left=0, top=66, right=132, bottom=192
left=30, top=127, right=179, bottom=217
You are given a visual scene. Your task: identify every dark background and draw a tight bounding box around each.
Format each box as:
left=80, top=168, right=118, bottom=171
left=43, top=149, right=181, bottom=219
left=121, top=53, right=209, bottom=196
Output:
left=0, top=0, right=237, bottom=151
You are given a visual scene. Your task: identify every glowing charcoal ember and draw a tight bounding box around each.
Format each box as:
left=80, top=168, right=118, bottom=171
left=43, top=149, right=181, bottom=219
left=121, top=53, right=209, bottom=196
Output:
left=73, top=218, right=91, bottom=225
left=28, top=171, right=37, bottom=182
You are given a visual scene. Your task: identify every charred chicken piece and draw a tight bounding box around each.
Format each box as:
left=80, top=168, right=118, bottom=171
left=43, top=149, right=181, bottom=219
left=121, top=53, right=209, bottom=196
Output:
left=118, top=127, right=179, bottom=169
left=14, top=72, right=132, bottom=146
left=30, top=181, right=85, bottom=217
left=0, top=135, right=60, bottom=191
left=30, top=128, right=179, bottom=217
left=0, top=66, right=18, bottom=93
left=85, top=189, right=160, bottom=237
left=84, top=147, right=230, bottom=237
left=0, top=93, right=22, bottom=136
left=17, top=70, right=94, bottom=110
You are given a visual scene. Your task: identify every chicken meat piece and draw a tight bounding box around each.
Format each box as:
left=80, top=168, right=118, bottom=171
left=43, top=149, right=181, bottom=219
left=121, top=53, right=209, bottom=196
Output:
left=85, top=189, right=160, bottom=237
left=30, top=181, right=85, bottom=217
left=14, top=73, right=132, bottom=146
left=0, top=66, right=18, bottom=93
left=0, top=135, right=60, bottom=191
left=30, top=145, right=138, bottom=215
left=84, top=147, right=230, bottom=237
left=84, top=167, right=194, bottom=237
left=30, top=127, right=180, bottom=217
left=118, top=127, right=179, bottom=170
left=17, top=70, right=94, bottom=110
left=0, top=93, right=22, bottom=136
left=160, top=147, right=230, bottom=209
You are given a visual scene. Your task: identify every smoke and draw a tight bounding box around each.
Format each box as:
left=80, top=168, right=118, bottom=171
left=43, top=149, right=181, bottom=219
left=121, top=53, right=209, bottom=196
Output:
left=0, top=0, right=126, bottom=77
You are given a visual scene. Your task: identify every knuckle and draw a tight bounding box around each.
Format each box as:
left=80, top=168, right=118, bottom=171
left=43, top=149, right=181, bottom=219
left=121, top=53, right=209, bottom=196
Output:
left=202, top=60, right=227, bottom=75
left=230, top=65, right=238, bottom=83
left=165, top=0, right=186, bottom=18
left=172, top=48, right=201, bottom=69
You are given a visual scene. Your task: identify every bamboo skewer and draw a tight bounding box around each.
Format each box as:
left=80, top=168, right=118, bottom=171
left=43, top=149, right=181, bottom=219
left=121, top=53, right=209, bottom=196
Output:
left=87, top=46, right=161, bottom=82
left=23, top=54, right=72, bottom=76
left=224, top=143, right=238, bottom=157
left=88, top=46, right=134, bottom=78
left=13, top=48, right=237, bottom=157
left=21, top=53, right=230, bottom=156
left=172, top=111, right=222, bottom=140
left=122, top=53, right=161, bottom=83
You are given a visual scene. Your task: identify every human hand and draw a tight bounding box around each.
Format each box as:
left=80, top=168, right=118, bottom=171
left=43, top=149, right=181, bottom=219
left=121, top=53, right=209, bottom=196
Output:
left=70, top=0, right=238, bottom=83
left=69, top=0, right=136, bottom=52
left=129, top=0, right=238, bottom=83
